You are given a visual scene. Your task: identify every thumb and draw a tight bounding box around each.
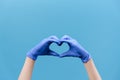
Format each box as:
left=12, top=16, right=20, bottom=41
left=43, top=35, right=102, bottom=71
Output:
left=48, top=50, right=60, bottom=57
left=60, top=51, right=75, bottom=58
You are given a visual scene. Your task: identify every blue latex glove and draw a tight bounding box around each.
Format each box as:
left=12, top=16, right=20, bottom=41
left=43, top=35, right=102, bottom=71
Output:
left=60, top=35, right=91, bottom=63
left=27, top=36, right=60, bottom=61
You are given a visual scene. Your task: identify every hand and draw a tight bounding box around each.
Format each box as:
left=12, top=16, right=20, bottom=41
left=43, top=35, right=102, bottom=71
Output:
left=27, top=36, right=60, bottom=61
left=60, top=35, right=91, bottom=63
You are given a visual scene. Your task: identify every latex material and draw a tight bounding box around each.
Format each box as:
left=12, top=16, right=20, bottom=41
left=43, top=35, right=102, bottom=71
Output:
left=27, top=36, right=60, bottom=60
left=60, top=35, right=91, bottom=63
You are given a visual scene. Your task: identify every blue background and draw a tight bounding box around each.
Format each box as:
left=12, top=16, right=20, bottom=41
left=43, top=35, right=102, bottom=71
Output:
left=0, top=0, right=120, bottom=80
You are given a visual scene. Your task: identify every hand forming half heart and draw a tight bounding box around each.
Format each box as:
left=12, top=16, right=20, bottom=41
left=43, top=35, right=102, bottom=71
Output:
left=27, top=35, right=91, bottom=63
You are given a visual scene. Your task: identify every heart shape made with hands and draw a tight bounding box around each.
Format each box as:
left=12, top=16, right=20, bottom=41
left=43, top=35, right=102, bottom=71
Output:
left=49, top=42, right=70, bottom=55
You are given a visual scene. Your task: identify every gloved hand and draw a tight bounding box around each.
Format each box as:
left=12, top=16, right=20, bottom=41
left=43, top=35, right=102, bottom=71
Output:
left=60, top=35, right=91, bottom=63
left=27, top=36, right=60, bottom=61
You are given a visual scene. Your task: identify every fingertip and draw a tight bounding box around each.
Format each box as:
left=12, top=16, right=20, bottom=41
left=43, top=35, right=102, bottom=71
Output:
left=61, top=35, right=72, bottom=40
left=48, top=35, right=60, bottom=43
left=59, top=55, right=64, bottom=58
left=59, top=53, right=67, bottom=57
left=62, top=35, right=70, bottom=38
left=49, top=35, right=58, bottom=40
left=53, top=53, right=60, bottom=57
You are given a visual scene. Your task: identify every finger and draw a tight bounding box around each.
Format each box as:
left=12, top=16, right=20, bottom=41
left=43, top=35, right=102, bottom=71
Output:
left=61, top=35, right=79, bottom=46
left=49, top=35, right=58, bottom=40
left=60, top=35, right=73, bottom=46
left=61, top=35, right=75, bottom=43
left=47, top=36, right=60, bottom=44
left=61, top=35, right=72, bottom=41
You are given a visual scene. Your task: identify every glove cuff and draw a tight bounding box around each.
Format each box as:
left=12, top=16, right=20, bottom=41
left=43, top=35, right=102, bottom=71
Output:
left=81, top=54, right=91, bottom=63
left=26, top=52, right=37, bottom=61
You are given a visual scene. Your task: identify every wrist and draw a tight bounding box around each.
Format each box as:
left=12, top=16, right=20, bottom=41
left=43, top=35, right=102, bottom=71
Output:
left=81, top=54, right=91, bottom=63
left=27, top=52, right=37, bottom=61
